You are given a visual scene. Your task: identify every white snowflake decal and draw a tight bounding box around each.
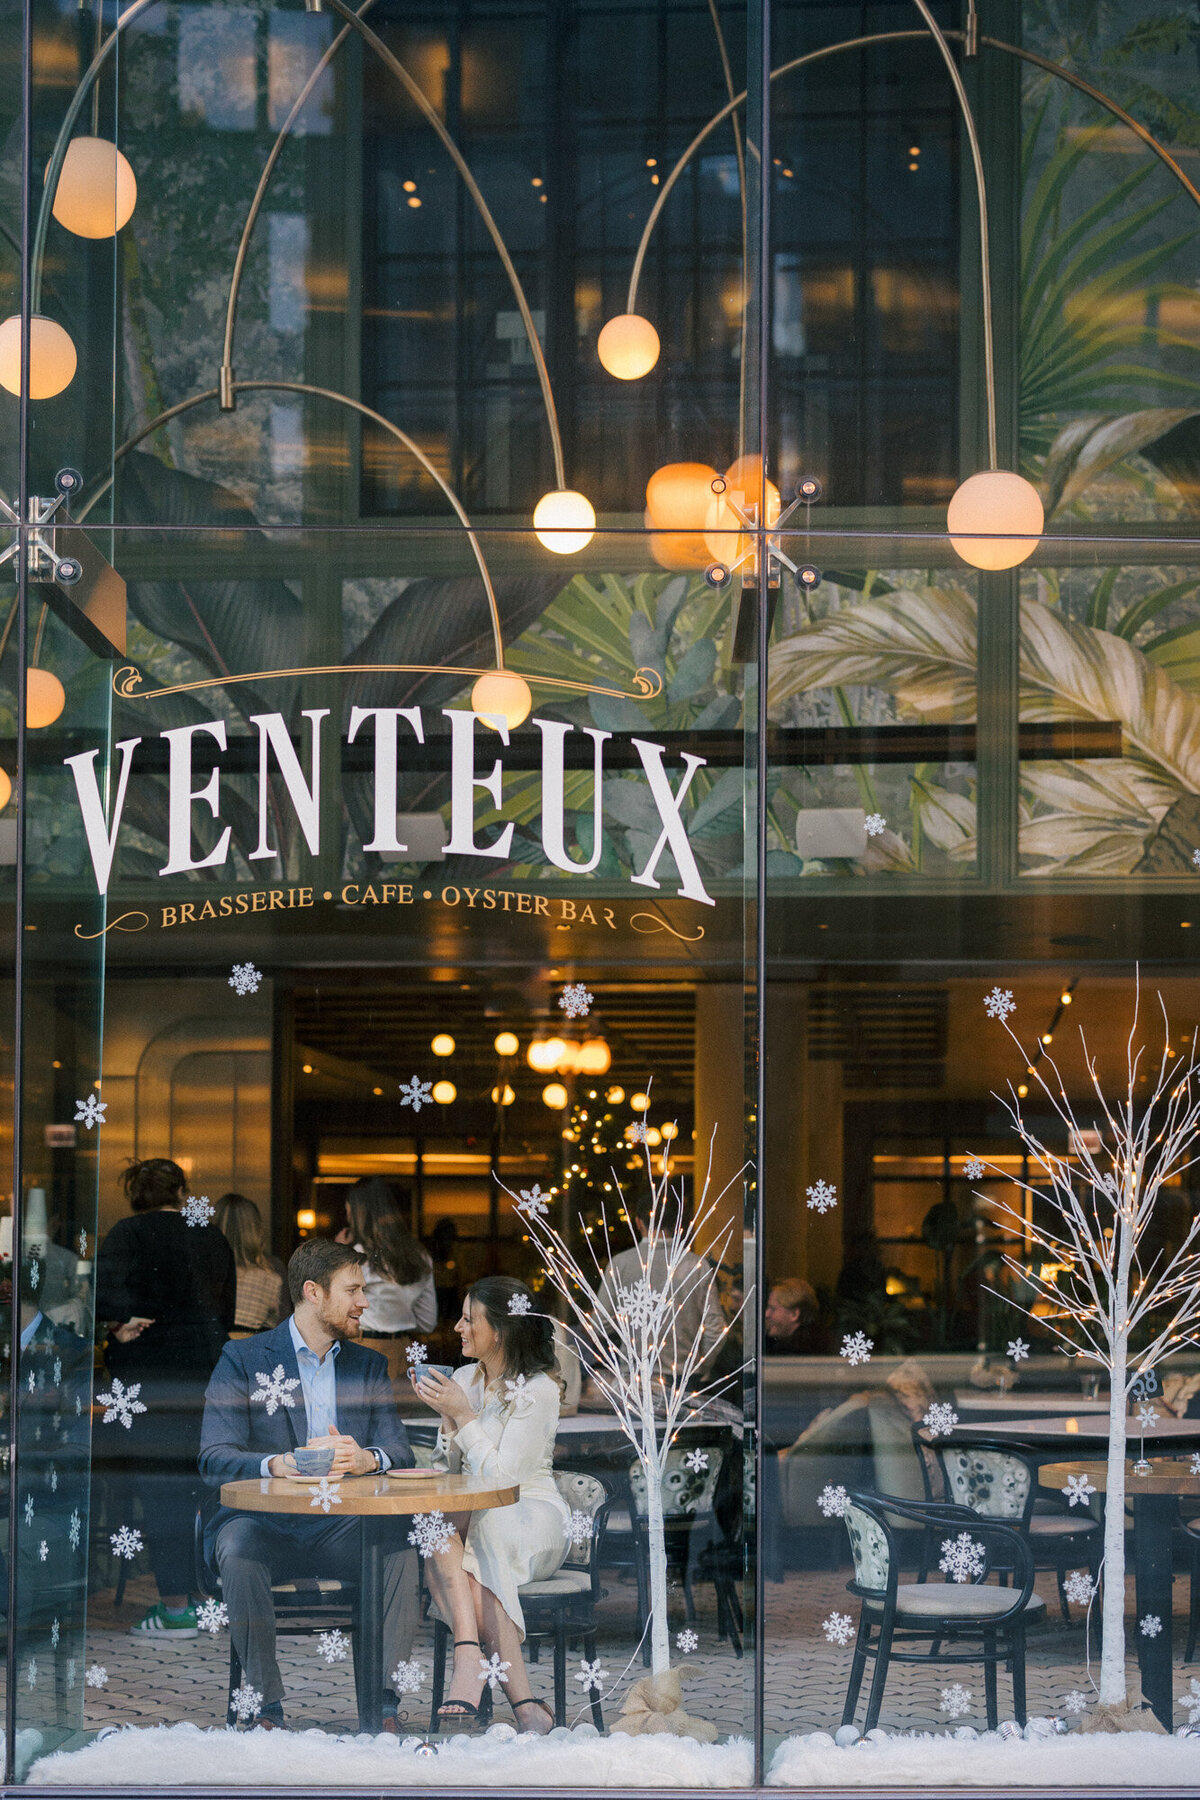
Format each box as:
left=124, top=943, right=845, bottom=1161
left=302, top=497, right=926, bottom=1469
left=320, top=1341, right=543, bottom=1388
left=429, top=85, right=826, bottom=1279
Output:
left=1063, top=1570, right=1094, bottom=1606
left=406, top=1341, right=428, bottom=1369
left=74, top=1094, right=106, bottom=1131
left=923, top=1402, right=959, bottom=1439
left=29, top=1261, right=39, bottom=1290
left=675, top=1628, right=699, bottom=1653
left=51, top=1357, right=61, bottom=1386
left=805, top=1178, right=838, bottom=1214
left=939, top=1532, right=986, bottom=1583
left=68, top=1509, right=80, bottom=1550
left=1140, top=1613, right=1163, bottom=1637
left=77, top=1229, right=87, bottom=1257
left=391, top=1659, right=423, bottom=1696
left=250, top=1365, right=300, bottom=1416
left=183, top=1194, right=215, bottom=1229
left=480, top=1652, right=510, bottom=1691
left=817, top=1483, right=850, bottom=1518
left=398, top=1075, right=434, bottom=1111
left=984, top=987, right=1016, bottom=1022
left=964, top=1157, right=985, bottom=1181
left=616, top=1277, right=661, bottom=1332
left=575, top=1657, right=609, bottom=1692
left=408, top=1510, right=456, bottom=1558
left=558, top=982, right=594, bottom=1020
left=50, top=1618, right=59, bottom=1648
left=26, top=1371, right=34, bottom=1394
left=24, top=1495, right=34, bottom=1528
left=563, top=1509, right=593, bottom=1549
left=49, top=1467, right=57, bottom=1494
left=309, top=1478, right=342, bottom=1514
left=508, top=1292, right=532, bottom=1315
left=684, top=1449, right=709, bottom=1473
left=1177, top=1676, right=1200, bottom=1725
left=629, top=1121, right=649, bottom=1145
left=940, top=1683, right=973, bottom=1720
left=1192, top=848, right=1200, bottom=872
left=822, top=1612, right=854, bottom=1646
left=85, top=1664, right=108, bottom=1689
left=1063, top=1690, right=1089, bottom=1716
left=197, top=1599, right=228, bottom=1635
left=231, top=1682, right=263, bottom=1721
left=96, top=1377, right=147, bottom=1430
left=840, top=1331, right=873, bottom=1367
left=317, top=1628, right=350, bottom=1664
left=1191, top=1452, right=1200, bottom=1477
left=110, top=1524, right=143, bottom=1560
left=863, top=813, right=886, bottom=837
left=1007, top=1338, right=1030, bottom=1363
left=1135, top=1401, right=1160, bottom=1430
left=516, top=1184, right=550, bottom=1220
left=503, top=1374, right=534, bottom=1416
left=38, top=1540, right=47, bottom=1562
left=25, top=1658, right=36, bottom=1688
left=1062, top=1473, right=1096, bottom=1508
left=229, top=962, right=262, bottom=997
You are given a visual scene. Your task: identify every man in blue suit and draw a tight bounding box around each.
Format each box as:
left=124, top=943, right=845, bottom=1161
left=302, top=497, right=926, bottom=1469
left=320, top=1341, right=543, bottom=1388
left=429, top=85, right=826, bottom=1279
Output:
left=200, top=1238, right=419, bottom=1728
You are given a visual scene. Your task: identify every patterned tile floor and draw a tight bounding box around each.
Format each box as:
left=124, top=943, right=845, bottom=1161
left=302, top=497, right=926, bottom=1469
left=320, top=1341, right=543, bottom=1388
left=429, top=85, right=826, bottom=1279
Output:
left=54, top=1560, right=1188, bottom=1742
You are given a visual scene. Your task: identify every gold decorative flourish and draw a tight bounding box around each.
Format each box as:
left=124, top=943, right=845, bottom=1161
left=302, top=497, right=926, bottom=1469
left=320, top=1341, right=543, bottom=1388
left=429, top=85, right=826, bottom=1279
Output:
left=74, top=912, right=149, bottom=939
left=112, top=662, right=659, bottom=707
left=629, top=912, right=706, bottom=942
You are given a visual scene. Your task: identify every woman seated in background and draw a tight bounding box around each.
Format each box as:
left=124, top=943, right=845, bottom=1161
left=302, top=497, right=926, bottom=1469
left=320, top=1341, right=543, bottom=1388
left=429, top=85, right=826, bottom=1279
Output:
left=414, top=1275, right=568, bottom=1733
left=214, top=1193, right=286, bottom=1334
left=337, top=1177, right=437, bottom=1386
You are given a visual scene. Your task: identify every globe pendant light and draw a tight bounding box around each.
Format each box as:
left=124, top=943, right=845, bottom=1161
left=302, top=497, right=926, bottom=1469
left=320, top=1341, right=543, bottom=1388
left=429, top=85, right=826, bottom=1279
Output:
left=26, top=668, right=66, bottom=729
left=50, top=137, right=137, bottom=238
left=947, top=470, right=1045, bottom=571
left=704, top=454, right=781, bottom=563
left=533, top=489, right=595, bottom=554
left=0, top=768, right=11, bottom=811
left=597, top=313, right=660, bottom=380
left=644, top=462, right=719, bottom=571
left=0, top=315, right=77, bottom=398
left=471, top=669, right=533, bottom=731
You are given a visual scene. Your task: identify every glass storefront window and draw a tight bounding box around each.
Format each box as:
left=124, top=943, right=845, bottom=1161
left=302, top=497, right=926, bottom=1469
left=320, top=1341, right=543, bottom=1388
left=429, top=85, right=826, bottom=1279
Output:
left=4, top=0, right=1200, bottom=1789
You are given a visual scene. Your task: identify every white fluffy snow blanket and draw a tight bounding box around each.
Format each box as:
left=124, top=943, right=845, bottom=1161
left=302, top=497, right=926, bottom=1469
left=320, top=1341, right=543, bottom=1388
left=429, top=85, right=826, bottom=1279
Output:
left=28, top=1721, right=754, bottom=1787
left=767, top=1728, right=1200, bottom=1785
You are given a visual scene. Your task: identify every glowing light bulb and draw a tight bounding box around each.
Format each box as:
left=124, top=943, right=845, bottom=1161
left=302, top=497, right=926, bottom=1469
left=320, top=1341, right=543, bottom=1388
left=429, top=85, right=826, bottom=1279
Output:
left=471, top=669, right=532, bottom=731
left=26, top=668, right=65, bottom=728
left=533, top=489, right=595, bottom=554
left=661, top=1121, right=678, bottom=1140
left=542, top=1082, right=569, bottom=1110
left=50, top=137, right=137, bottom=238
left=494, top=1031, right=519, bottom=1057
left=491, top=1083, right=516, bottom=1106
left=704, top=455, right=781, bottom=563
left=596, top=313, right=660, bottom=380
left=1061, top=991, right=1073, bottom=1005
left=0, top=315, right=76, bottom=398
left=630, top=1092, right=649, bottom=1112
left=947, top=470, right=1044, bottom=570
left=575, top=1038, right=611, bottom=1075
left=432, top=1079, right=456, bottom=1104
left=644, top=461, right=720, bottom=571
left=431, top=1033, right=455, bottom=1057
left=0, top=768, right=10, bottom=810
left=606, top=1084, right=625, bottom=1104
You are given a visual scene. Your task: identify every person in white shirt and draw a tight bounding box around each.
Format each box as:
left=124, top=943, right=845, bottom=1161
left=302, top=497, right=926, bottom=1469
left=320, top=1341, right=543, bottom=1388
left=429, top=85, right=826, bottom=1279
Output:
left=337, top=1179, right=437, bottom=1387
left=413, top=1276, right=568, bottom=1734
left=600, top=1190, right=725, bottom=1376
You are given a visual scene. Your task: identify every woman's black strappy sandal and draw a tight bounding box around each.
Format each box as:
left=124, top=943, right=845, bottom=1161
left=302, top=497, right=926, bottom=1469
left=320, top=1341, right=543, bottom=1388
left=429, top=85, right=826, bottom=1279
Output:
left=512, top=1696, right=554, bottom=1733
left=435, top=1639, right=484, bottom=1730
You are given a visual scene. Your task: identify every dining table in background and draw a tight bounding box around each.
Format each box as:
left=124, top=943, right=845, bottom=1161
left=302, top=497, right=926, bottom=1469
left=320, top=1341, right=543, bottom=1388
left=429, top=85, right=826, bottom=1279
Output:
left=219, top=1469, right=517, bottom=1732
left=1039, top=1457, right=1200, bottom=1731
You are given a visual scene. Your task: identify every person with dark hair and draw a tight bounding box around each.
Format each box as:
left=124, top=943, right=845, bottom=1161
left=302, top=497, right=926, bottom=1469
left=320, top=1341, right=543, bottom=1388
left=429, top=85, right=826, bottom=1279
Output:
left=214, top=1193, right=286, bottom=1333
left=336, top=1178, right=436, bottom=1385
left=96, top=1157, right=236, bottom=1639
left=412, top=1275, right=568, bottom=1733
left=198, top=1238, right=418, bottom=1730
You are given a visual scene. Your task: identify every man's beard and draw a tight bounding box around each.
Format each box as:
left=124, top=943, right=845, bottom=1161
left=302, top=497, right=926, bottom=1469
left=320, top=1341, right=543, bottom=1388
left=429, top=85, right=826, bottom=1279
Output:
left=320, top=1310, right=362, bottom=1341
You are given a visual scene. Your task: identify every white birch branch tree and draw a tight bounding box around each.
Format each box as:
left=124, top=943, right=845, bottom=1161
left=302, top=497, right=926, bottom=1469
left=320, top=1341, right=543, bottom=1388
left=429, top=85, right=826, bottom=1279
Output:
left=977, top=977, right=1200, bottom=1708
left=509, top=1132, right=747, bottom=1676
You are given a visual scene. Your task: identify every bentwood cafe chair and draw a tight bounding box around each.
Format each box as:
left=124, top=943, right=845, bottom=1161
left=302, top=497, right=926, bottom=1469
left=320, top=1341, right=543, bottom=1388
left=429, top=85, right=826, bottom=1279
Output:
left=840, top=1491, right=1045, bottom=1732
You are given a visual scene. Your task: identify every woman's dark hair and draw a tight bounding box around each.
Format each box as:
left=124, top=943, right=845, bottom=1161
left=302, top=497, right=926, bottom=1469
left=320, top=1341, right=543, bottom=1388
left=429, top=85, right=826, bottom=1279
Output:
left=123, top=1158, right=187, bottom=1214
left=345, top=1177, right=431, bottom=1287
left=467, top=1276, right=558, bottom=1384
left=214, top=1193, right=270, bottom=1269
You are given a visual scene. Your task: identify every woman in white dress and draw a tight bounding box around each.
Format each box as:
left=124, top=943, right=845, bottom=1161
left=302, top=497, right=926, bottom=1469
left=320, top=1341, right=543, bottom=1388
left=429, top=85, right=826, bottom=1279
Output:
left=413, top=1274, right=568, bottom=1733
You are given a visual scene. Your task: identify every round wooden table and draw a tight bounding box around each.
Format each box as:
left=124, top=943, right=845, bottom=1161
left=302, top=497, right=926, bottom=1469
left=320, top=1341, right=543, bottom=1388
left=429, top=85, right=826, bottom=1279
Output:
left=219, top=1470, right=517, bottom=1731
left=1041, top=1456, right=1200, bottom=1730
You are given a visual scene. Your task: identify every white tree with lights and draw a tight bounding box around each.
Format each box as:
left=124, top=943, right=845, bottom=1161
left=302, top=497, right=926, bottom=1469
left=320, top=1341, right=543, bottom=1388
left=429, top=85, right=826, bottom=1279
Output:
left=511, top=1135, right=746, bottom=1677
left=977, top=978, right=1200, bottom=1712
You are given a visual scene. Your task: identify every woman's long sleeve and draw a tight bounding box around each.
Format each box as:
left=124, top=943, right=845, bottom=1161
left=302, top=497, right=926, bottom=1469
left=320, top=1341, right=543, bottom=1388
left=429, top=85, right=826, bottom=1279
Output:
left=453, top=1381, right=557, bottom=1487
left=411, top=1270, right=438, bottom=1333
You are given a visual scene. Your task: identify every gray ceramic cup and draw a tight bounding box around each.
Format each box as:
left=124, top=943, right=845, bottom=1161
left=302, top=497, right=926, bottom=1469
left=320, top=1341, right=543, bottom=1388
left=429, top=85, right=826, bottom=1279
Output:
left=292, top=1444, right=336, bottom=1476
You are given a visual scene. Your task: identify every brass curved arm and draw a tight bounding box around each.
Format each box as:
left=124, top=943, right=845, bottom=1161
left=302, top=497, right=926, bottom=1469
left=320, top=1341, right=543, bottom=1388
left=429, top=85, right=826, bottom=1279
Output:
left=76, top=378, right=505, bottom=667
